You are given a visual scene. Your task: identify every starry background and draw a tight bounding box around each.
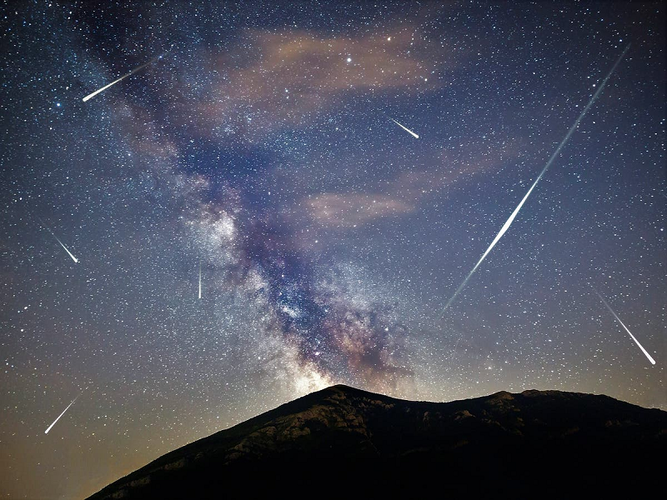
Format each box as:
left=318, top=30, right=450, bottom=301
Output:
left=0, top=1, right=665, bottom=498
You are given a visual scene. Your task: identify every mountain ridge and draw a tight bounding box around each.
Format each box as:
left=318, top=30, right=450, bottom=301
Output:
left=87, top=384, right=666, bottom=499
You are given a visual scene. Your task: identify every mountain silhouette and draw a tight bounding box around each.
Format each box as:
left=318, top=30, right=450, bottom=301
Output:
left=87, top=385, right=666, bottom=499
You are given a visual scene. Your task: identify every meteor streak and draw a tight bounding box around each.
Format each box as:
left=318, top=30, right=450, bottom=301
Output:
left=82, top=56, right=160, bottom=102
left=39, top=218, right=79, bottom=263
left=390, top=118, right=419, bottom=139
left=45, top=391, right=84, bottom=434
left=443, top=44, right=630, bottom=312
left=198, top=260, right=202, bottom=299
left=592, top=287, right=656, bottom=365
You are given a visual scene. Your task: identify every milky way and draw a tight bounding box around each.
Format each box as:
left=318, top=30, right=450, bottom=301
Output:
left=0, top=2, right=664, bottom=499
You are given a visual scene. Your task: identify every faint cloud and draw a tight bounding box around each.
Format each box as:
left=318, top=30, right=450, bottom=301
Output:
left=306, top=193, right=415, bottom=227
left=394, top=136, right=528, bottom=199
left=301, top=136, right=528, bottom=229
left=188, top=25, right=457, bottom=138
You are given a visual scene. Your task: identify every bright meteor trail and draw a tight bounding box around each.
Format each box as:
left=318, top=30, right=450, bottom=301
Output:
left=198, top=260, right=202, bottom=299
left=390, top=118, right=419, bottom=138
left=82, top=56, right=160, bottom=102
left=45, top=391, right=84, bottom=434
left=39, top=218, right=79, bottom=263
left=592, top=287, right=656, bottom=365
left=442, top=44, right=631, bottom=312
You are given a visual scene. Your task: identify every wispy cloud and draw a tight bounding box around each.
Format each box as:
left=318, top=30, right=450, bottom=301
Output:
left=306, top=193, right=415, bottom=227
left=301, top=135, right=528, bottom=229
left=180, top=25, right=459, bottom=139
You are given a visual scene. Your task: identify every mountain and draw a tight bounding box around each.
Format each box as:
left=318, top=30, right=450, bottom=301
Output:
left=87, top=385, right=666, bottom=499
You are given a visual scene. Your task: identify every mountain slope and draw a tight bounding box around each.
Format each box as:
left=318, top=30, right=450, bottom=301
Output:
left=87, top=385, right=666, bottom=499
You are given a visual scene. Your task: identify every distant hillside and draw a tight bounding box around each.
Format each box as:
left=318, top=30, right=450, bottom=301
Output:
left=88, top=385, right=666, bottom=499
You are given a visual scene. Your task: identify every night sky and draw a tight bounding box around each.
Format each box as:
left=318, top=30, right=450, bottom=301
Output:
left=1, top=1, right=665, bottom=498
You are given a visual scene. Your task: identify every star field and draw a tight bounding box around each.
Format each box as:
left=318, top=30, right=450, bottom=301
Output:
left=0, top=2, right=665, bottom=499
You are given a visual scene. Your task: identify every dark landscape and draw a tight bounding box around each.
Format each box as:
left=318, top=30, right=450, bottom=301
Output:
left=88, top=384, right=666, bottom=499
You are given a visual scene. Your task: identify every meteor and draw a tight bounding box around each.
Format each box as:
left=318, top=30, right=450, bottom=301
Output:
left=45, top=390, right=85, bottom=434
left=592, top=287, right=656, bottom=365
left=198, top=260, right=202, bottom=299
left=82, top=56, right=161, bottom=102
left=390, top=118, right=419, bottom=139
left=39, top=218, right=79, bottom=263
left=442, top=44, right=631, bottom=312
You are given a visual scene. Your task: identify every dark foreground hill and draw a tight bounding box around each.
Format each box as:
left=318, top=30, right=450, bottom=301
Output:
left=88, top=385, right=666, bottom=499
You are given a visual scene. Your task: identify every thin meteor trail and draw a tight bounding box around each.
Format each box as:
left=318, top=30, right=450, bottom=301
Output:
left=592, top=287, right=656, bottom=365
left=442, top=44, right=631, bottom=312
left=390, top=118, right=419, bottom=139
left=45, top=390, right=85, bottom=434
left=38, top=218, right=79, bottom=263
left=82, top=56, right=161, bottom=102
left=198, top=260, right=202, bottom=299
